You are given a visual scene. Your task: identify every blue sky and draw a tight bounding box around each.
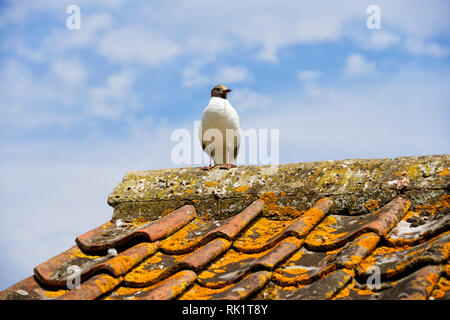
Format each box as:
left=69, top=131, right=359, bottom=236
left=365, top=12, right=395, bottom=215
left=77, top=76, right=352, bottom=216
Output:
left=0, top=0, right=449, bottom=290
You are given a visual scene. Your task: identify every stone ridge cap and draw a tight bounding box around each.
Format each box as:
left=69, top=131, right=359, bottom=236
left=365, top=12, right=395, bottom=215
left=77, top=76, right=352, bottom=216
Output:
left=107, top=154, right=449, bottom=220
left=121, top=154, right=448, bottom=177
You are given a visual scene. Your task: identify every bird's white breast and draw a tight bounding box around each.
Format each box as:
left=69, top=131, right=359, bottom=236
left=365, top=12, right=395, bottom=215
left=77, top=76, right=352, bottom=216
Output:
left=201, top=97, right=240, bottom=131
left=199, top=97, right=241, bottom=164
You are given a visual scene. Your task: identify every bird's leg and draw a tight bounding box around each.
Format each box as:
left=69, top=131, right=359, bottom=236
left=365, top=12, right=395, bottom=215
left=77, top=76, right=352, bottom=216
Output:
left=219, top=147, right=236, bottom=170
left=219, top=164, right=236, bottom=170
left=200, top=157, right=215, bottom=170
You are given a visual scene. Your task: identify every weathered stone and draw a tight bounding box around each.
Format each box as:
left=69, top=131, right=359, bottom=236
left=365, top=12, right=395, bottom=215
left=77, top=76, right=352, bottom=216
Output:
left=107, top=155, right=449, bottom=220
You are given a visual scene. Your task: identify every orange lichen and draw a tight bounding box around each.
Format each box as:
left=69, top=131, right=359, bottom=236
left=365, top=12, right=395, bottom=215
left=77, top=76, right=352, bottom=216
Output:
left=131, top=216, right=151, bottom=227
left=299, top=205, right=329, bottom=236
left=95, top=275, right=122, bottom=294
left=44, top=289, right=68, bottom=298
left=123, top=252, right=184, bottom=285
left=179, top=283, right=232, bottom=300
left=333, top=280, right=374, bottom=299
left=439, top=167, right=449, bottom=176
left=235, top=186, right=249, bottom=192
left=304, top=215, right=347, bottom=248
left=106, top=243, right=159, bottom=276
left=430, top=277, right=450, bottom=299
left=205, top=181, right=220, bottom=187
left=333, top=286, right=350, bottom=299
left=342, top=268, right=355, bottom=277
left=160, top=219, right=201, bottom=252
left=161, top=208, right=175, bottom=217
left=414, top=195, right=450, bottom=215
left=442, top=264, right=450, bottom=278
left=184, top=189, right=193, bottom=194
left=357, top=233, right=380, bottom=252
left=100, top=221, right=114, bottom=229
left=364, top=199, right=379, bottom=212
left=233, top=217, right=291, bottom=252
left=340, top=233, right=381, bottom=269
left=107, top=255, right=138, bottom=275
left=259, top=192, right=304, bottom=219
left=68, top=246, right=101, bottom=260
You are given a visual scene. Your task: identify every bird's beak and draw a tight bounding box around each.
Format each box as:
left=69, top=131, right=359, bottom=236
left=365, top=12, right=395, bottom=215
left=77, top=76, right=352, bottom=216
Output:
left=224, top=89, right=232, bottom=93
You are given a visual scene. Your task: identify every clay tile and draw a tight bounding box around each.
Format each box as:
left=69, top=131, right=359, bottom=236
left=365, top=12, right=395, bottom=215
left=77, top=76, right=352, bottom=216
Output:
left=76, top=205, right=195, bottom=252
left=33, top=245, right=110, bottom=287
left=197, top=237, right=302, bottom=288
left=124, top=238, right=230, bottom=287
left=233, top=218, right=292, bottom=253
left=211, top=271, right=272, bottom=300
left=357, top=231, right=450, bottom=281
left=33, top=242, right=159, bottom=288
left=58, top=273, right=122, bottom=300
left=212, top=200, right=264, bottom=238
left=0, top=276, right=69, bottom=300
left=258, top=197, right=333, bottom=250
left=386, top=205, right=450, bottom=247
left=160, top=200, right=263, bottom=254
left=377, top=265, right=441, bottom=300
left=287, top=269, right=354, bottom=300
left=305, top=195, right=410, bottom=250
left=138, top=270, right=197, bottom=300
left=179, top=238, right=231, bottom=270
left=100, top=242, right=160, bottom=277
left=363, top=195, right=411, bottom=236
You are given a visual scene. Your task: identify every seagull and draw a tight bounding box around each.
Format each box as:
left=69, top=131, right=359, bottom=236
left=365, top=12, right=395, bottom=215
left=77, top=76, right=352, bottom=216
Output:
left=199, top=84, right=241, bottom=170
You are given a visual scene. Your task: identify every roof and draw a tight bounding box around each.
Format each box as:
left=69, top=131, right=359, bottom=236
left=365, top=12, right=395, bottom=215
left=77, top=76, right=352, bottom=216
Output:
left=1, top=154, right=449, bottom=300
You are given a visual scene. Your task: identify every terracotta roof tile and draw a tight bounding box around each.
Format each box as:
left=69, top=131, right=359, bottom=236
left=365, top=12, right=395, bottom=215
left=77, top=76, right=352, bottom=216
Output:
left=123, top=238, right=230, bottom=287
left=2, top=155, right=449, bottom=300
left=305, top=195, right=410, bottom=250
left=76, top=204, right=195, bottom=252
left=386, top=200, right=450, bottom=246
left=34, top=242, right=159, bottom=287
left=160, top=200, right=263, bottom=254
left=58, top=273, right=121, bottom=300
left=197, top=237, right=301, bottom=288
left=0, top=276, right=68, bottom=300
left=138, top=270, right=197, bottom=300
left=276, top=269, right=354, bottom=300
left=376, top=265, right=441, bottom=300
left=357, top=231, right=449, bottom=280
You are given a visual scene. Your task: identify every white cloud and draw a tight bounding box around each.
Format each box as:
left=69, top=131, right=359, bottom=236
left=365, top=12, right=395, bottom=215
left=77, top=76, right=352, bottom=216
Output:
left=297, top=70, right=323, bottom=81
left=244, top=67, right=450, bottom=162
left=181, top=64, right=208, bottom=88
left=51, top=57, right=87, bottom=86
left=366, top=31, right=400, bottom=50
left=96, top=25, right=180, bottom=66
left=88, top=69, right=139, bottom=119
left=182, top=65, right=251, bottom=88
left=230, top=88, right=272, bottom=112
left=215, top=66, right=251, bottom=84
left=343, top=53, right=376, bottom=77
left=405, top=38, right=449, bottom=57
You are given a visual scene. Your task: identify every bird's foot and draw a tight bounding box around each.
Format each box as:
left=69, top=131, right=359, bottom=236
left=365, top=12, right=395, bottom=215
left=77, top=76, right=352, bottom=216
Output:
left=200, top=165, right=215, bottom=171
left=219, top=164, right=237, bottom=170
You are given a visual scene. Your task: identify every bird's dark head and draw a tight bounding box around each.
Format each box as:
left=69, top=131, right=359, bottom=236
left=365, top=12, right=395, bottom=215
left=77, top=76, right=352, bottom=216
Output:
left=211, top=84, right=232, bottom=99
